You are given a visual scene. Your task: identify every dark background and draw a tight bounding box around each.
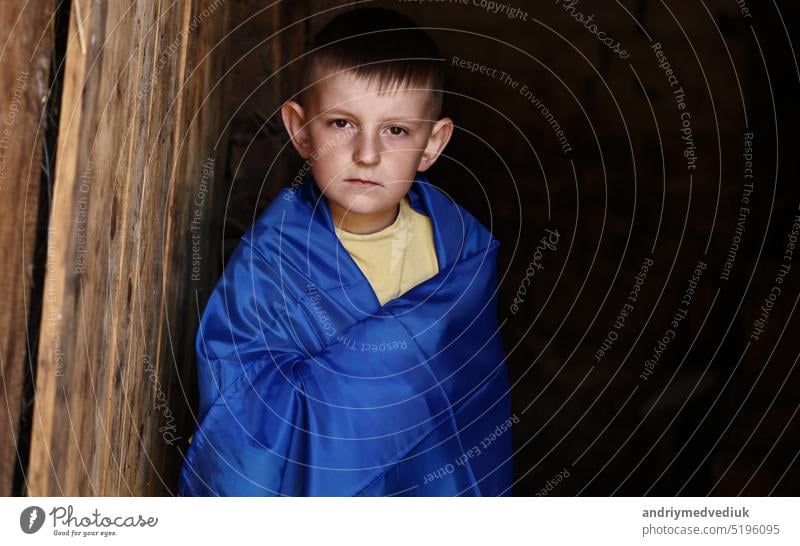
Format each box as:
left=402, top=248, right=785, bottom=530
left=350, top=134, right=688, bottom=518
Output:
left=207, top=0, right=800, bottom=495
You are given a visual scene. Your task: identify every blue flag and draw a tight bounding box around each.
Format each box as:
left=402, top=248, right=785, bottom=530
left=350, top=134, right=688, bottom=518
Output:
left=179, top=173, right=513, bottom=496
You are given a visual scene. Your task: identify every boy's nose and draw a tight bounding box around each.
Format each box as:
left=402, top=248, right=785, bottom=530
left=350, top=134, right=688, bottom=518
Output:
left=351, top=131, right=381, bottom=166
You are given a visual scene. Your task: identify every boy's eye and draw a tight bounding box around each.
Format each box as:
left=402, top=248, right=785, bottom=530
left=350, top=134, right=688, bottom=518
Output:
left=329, top=119, right=353, bottom=129
left=386, top=126, right=407, bottom=136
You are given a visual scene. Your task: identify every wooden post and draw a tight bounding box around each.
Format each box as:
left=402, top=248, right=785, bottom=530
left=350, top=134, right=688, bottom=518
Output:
left=0, top=0, right=56, bottom=497
left=28, top=0, right=230, bottom=495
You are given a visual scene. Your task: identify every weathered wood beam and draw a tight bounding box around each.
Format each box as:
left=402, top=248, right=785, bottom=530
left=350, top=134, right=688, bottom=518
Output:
left=0, top=0, right=56, bottom=497
left=28, top=0, right=229, bottom=496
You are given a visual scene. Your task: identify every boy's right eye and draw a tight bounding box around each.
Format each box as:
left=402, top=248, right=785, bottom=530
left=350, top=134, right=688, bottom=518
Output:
left=328, top=119, right=353, bottom=129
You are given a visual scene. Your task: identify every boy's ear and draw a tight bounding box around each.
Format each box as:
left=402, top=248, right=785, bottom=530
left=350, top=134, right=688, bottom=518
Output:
left=281, top=100, right=313, bottom=159
left=417, top=117, right=454, bottom=172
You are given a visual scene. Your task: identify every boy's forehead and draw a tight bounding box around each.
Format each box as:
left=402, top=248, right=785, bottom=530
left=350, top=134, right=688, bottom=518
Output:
left=308, top=68, right=433, bottom=118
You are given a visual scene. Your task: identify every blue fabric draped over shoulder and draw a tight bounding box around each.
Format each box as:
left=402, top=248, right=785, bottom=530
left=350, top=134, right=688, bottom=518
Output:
left=178, top=173, right=514, bottom=496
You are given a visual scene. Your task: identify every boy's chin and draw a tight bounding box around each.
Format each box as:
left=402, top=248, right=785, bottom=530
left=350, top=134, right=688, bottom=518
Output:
left=327, top=195, right=400, bottom=217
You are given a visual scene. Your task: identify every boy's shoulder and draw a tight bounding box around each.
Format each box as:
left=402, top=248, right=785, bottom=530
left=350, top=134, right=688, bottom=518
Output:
left=238, top=181, right=319, bottom=261
left=405, top=175, right=499, bottom=260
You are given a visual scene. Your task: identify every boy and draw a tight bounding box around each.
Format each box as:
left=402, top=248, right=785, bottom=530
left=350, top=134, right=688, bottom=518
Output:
left=179, top=7, right=513, bottom=496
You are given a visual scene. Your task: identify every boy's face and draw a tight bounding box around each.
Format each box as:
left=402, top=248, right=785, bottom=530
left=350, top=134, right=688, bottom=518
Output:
left=281, top=67, right=453, bottom=233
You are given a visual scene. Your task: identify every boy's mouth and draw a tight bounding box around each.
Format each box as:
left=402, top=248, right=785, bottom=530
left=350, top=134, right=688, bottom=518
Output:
left=345, top=178, right=381, bottom=187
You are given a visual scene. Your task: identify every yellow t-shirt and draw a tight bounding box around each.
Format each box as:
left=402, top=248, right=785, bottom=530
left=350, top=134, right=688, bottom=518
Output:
left=335, top=196, right=439, bottom=305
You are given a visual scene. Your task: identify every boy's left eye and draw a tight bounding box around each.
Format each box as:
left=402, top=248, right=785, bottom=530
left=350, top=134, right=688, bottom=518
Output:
left=386, top=126, right=408, bottom=136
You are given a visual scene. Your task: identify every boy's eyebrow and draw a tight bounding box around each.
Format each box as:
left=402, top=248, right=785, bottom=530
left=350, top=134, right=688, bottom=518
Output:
left=319, top=107, right=431, bottom=123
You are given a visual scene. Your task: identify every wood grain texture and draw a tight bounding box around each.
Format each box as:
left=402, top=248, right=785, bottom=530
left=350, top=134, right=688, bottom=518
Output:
left=0, top=0, right=56, bottom=497
left=27, top=0, right=230, bottom=496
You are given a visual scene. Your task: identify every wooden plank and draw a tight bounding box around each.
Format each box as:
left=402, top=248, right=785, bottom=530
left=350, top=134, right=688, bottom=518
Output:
left=0, top=0, right=56, bottom=496
left=28, top=0, right=229, bottom=496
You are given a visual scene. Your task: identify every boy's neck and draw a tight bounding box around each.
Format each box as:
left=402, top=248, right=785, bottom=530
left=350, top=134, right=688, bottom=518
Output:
left=328, top=201, right=400, bottom=235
